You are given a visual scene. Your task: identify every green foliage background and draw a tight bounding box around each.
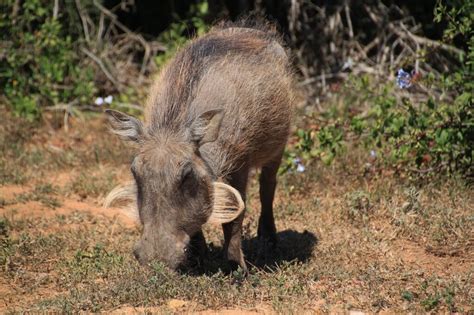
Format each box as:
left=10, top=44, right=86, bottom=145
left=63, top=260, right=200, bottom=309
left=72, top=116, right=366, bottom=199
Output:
left=284, top=1, right=473, bottom=178
left=0, top=0, right=472, bottom=178
left=0, top=0, right=96, bottom=120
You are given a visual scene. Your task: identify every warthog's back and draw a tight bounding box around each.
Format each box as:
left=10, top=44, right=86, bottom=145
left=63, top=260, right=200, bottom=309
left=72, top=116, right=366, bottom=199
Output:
left=145, top=24, right=294, bottom=176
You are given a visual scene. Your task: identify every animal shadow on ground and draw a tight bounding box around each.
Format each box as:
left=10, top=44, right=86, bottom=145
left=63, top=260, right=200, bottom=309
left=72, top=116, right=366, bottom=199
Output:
left=187, top=229, right=318, bottom=275
left=243, top=229, right=318, bottom=270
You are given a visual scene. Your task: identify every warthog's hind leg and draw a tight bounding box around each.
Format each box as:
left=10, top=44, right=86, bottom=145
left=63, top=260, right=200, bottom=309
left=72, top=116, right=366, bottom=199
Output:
left=257, top=151, right=283, bottom=247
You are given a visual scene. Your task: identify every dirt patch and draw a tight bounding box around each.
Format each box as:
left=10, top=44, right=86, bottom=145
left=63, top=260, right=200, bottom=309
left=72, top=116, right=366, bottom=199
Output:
left=0, top=188, right=136, bottom=229
left=0, top=278, right=62, bottom=311
left=61, top=199, right=137, bottom=228
left=109, top=303, right=274, bottom=315
left=108, top=306, right=164, bottom=314
left=0, top=278, right=16, bottom=309
left=0, top=185, right=29, bottom=200
left=392, top=240, right=474, bottom=276
left=51, top=171, right=77, bottom=188
left=198, top=308, right=272, bottom=315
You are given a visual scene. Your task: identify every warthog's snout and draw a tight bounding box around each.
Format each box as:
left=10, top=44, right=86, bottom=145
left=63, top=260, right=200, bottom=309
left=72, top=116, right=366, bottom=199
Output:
left=131, top=230, right=194, bottom=270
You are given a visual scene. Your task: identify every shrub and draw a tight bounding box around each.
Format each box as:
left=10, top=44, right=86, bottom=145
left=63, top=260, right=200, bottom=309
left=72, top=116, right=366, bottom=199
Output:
left=285, top=1, right=473, bottom=178
left=154, top=1, right=209, bottom=68
left=0, top=0, right=96, bottom=120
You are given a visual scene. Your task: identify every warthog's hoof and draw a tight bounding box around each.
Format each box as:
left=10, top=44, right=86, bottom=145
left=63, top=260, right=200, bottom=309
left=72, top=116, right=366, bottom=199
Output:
left=255, top=234, right=279, bottom=266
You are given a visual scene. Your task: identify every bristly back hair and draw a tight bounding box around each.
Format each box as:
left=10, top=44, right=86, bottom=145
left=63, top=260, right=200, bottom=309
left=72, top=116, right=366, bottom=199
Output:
left=144, top=16, right=291, bottom=133
left=213, top=13, right=283, bottom=39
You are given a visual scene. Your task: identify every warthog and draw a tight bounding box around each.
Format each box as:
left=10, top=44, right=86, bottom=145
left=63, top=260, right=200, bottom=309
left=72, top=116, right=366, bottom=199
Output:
left=105, top=23, right=294, bottom=272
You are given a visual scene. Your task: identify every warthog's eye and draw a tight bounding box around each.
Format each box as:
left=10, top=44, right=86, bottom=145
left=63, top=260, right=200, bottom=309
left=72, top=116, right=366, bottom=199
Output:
left=179, top=163, right=193, bottom=185
left=178, top=163, right=198, bottom=196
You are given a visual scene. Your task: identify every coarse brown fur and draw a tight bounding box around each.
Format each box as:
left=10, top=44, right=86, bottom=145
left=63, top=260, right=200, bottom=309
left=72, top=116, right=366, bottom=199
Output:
left=105, top=21, right=295, bottom=271
left=145, top=23, right=294, bottom=176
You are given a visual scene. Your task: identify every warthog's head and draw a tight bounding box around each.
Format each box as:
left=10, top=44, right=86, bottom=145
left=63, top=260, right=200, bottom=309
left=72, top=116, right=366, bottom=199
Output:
left=105, top=109, right=244, bottom=270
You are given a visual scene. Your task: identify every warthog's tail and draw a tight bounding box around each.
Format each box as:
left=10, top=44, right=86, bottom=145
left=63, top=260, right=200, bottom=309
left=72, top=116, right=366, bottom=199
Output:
left=103, top=181, right=139, bottom=222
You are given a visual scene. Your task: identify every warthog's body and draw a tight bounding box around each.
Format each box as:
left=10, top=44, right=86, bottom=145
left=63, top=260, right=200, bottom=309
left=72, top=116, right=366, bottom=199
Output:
left=106, top=23, right=294, bottom=271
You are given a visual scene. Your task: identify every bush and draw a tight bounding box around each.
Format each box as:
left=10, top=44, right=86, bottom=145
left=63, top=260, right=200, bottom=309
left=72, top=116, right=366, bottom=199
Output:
left=285, top=1, right=473, bottom=178
left=0, top=0, right=96, bottom=120
left=154, top=0, right=209, bottom=68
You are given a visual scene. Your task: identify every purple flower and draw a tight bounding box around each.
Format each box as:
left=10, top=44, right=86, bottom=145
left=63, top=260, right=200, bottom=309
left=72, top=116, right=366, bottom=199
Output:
left=396, top=69, right=412, bottom=89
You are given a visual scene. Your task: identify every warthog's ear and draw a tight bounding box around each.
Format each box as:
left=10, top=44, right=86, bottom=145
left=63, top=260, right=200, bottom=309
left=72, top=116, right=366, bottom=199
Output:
left=105, top=109, right=143, bottom=142
left=189, top=109, right=224, bottom=146
left=207, top=182, right=245, bottom=225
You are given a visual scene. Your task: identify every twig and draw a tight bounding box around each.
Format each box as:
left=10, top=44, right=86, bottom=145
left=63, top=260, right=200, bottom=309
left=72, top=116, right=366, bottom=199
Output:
left=289, top=0, right=300, bottom=44
left=344, top=4, right=354, bottom=39
left=393, top=23, right=464, bottom=57
left=92, top=0, right=152, bottom=80
left=43, top=104, right=73, bottom=111
left=97, top=12, right=105, bottom=44
left=81, top=47, right=122, bottom=91
left=390, top=37, right=403, bottom=68
left=321, top=70, right=327, bottom=94
left=11, top=0, right=20, bottom=22
left=364, top=4, right=382, bottom=25
left=362, top=36, right=382, bottom=57
left=354, top=63, right=381, bottom=75
left=409, top=163, right=445, bottom=174
left=75, top=0, right=91, bottom=44
left=115, top=102, right=144, bottom=112
left=43, top=100, right=79, bottom=132
left=414, top=40, right=420, bottom=73
left=53, top=0, right=59, bottom=19
left=298, top=72, right=348, bottom=86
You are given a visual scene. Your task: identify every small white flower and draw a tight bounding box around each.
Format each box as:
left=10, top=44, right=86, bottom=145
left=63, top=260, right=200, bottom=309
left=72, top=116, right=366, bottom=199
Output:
left=370, top=150, right=377, bottom=158
left=342, top=57, right=353, bottom=71
left=296, top=164, right=306, bottom=173
left=94, top=97, right=104, bottom=106
left=104, top=95, right=113, bottom=104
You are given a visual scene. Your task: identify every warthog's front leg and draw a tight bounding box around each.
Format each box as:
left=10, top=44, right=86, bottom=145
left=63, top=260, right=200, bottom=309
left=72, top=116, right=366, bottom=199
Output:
left=222, top=167, right=249, bottom=272
left=189, top=229, right=208, bottom=266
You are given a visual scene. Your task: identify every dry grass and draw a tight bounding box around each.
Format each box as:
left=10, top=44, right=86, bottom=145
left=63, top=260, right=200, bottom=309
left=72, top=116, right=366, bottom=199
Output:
left=0, top=106, right=472, bottom=313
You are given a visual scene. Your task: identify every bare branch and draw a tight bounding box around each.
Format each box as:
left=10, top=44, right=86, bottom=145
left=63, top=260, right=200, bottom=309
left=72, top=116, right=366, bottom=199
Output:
left=395, top=23, right=464, bottom=57
left=53, top=0, right=59, bottom=19
left=81, top=47, right=122, bottom=91
left=344, top=4, right=354, bottom=39
left=75, top=0, right=91, bottom=44
left=11, top=0, right=20, bottom=24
